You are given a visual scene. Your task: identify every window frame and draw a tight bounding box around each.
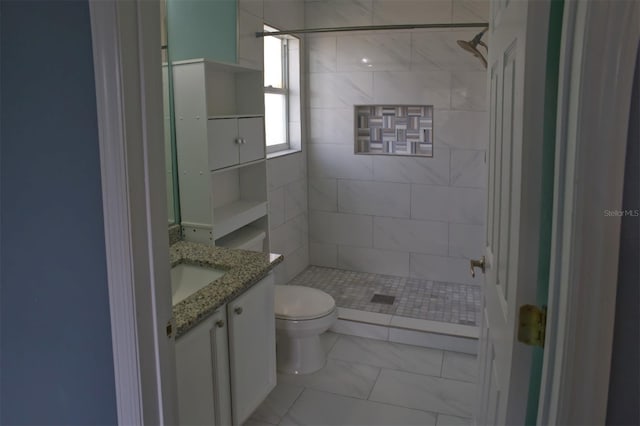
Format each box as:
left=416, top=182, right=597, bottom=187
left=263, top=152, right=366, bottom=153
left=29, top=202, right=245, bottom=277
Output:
left=264, top=25, right=291, bottom=154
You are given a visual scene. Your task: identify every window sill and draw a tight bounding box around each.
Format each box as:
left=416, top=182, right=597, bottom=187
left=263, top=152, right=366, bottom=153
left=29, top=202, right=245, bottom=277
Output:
left=266, top=148, right=302, bottom=160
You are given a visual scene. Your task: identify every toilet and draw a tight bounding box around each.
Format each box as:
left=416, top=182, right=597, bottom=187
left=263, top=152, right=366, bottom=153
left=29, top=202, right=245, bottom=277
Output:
left=274, top=285, right=338, bottom=374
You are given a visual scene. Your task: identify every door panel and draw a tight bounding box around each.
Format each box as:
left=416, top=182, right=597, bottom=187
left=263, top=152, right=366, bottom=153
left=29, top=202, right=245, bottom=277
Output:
left=238, top=117, right=265, bottom=164
left=477, top=0, right=550, bottom=424
left=227, top=274, right=276, bottom=425
left=209, top=118, right=240, bottom=170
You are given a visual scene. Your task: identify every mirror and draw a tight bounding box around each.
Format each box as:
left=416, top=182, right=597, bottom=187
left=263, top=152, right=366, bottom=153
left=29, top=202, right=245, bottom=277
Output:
left=161, top=0, right=180, bottom=225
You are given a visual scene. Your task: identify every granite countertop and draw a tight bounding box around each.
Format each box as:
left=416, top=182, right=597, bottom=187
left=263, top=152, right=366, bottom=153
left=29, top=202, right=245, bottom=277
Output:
left=171, top=241, right=283, bottom=338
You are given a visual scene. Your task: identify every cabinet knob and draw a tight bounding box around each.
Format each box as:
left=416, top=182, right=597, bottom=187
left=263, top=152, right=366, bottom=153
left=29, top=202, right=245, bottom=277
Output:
left=215, top=320, right=225, bottom=328
left=235, top=138, right=242, bottom=145
left=234, top=307, right=243, bottom=315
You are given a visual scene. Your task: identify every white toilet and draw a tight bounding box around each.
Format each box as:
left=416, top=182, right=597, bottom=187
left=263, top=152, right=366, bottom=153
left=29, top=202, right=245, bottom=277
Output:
left=274, top=285, right=338, bottom=374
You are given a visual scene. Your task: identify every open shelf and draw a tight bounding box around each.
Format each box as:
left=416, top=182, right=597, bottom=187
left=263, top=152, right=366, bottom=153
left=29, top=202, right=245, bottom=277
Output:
left=215, top=225, right=266, bottom=252
left=213, top=201, right=267, bottom=240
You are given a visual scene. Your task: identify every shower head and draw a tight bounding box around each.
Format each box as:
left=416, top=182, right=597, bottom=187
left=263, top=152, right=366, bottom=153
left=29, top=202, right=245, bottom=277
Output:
left=457, top=28, right=489, bottom=68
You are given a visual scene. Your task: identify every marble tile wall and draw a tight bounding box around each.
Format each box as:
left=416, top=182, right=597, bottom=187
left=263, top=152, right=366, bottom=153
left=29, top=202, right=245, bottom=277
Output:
left=305, top=0, right=489, bottom=285
left=239, top=0, right=310, bottom=284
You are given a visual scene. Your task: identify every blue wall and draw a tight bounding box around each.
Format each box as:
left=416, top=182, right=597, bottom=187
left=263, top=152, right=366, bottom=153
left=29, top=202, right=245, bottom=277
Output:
left=1, top=1, right=118, bottom=424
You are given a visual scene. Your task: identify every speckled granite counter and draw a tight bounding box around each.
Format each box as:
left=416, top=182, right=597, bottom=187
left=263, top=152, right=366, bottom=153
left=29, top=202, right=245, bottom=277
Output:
left=171, top=241, right=283, bottom=338
left=168, top=224, right=181, bottom=245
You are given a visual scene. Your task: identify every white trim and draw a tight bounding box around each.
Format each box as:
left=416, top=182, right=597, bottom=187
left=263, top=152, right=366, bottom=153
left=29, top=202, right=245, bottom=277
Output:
left=89, top=3, right=143, bottom=422
left=538, top=0, right=639, bottom=424
left=89, top=0, right=177, bottom=424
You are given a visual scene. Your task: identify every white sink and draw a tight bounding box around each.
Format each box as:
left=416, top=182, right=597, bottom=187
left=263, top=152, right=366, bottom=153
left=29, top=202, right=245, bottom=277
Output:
left=171, top=264, right=226, bottom=305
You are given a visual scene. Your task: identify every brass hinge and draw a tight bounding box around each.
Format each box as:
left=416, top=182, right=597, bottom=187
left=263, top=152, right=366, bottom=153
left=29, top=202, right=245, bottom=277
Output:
left=517, top=305, right=546, bottom=347
left=166, top=318, right=175, bottom=339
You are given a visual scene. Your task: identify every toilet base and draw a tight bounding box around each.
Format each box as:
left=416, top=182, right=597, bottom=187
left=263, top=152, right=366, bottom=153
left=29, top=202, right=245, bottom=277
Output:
left=276, top=333, right=326, bottom=375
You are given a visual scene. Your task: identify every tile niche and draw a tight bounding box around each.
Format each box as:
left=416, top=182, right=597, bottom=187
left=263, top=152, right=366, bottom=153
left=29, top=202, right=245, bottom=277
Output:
left=355, top=105, right=434, bottom=157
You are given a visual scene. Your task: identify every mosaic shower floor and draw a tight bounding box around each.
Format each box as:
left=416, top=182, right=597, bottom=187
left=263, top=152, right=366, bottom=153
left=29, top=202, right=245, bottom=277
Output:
left=288, top=266, right=482, bottom=327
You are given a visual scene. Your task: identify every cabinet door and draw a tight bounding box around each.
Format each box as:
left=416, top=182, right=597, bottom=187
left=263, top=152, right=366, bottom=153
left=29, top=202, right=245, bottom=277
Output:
left=238, top=117, right=265, bottom=164
left=209, top=118, right=240, bottom=170
left=227, top=274, right=276, bottom=425
left=175, top=308, right=231, bottom=426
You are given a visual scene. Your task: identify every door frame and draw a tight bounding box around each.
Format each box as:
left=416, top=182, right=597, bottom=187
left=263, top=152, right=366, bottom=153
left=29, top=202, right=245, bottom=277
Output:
left=537, top=0, right=639, bottom=424
left=87, top=0, right=639, bottom=424
left=89, top=0, right=177, bottom=424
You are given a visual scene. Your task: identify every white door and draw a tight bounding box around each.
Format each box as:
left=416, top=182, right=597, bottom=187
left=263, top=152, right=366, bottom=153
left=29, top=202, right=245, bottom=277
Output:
left=209, top=118, right=240, bottom=170
left=227, top=274, right=277, bottom=425
left=238, top=117, right=266, bottom=164
left=175, top=308, right=231, bottom=425
left=476, top=0, right=551, bottom=424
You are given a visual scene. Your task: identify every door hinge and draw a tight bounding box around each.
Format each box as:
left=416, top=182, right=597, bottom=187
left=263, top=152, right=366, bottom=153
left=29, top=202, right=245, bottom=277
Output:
left=517, top=305, right=546, bottom=347
left=166, top=318, right=175, bottom=339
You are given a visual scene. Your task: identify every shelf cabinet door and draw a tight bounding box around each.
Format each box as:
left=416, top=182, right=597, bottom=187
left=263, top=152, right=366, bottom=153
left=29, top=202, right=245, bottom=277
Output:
left=209, top=119, right=240, bottom=170
left=227, top=274, right=276, bottom=425
left=175, top=308, right=231, bottom=426
left=238, top=117, right=265, bottom=164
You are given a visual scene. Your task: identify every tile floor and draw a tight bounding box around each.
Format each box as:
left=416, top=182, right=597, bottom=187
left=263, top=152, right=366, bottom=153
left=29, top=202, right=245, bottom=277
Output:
left=245, top=332, right=478, bottom=426
left=287, top=266, right=482, bottom=326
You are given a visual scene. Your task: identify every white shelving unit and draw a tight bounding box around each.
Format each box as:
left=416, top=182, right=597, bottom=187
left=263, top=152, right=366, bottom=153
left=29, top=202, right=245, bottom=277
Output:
left=173, top=59, right=270, bottom=252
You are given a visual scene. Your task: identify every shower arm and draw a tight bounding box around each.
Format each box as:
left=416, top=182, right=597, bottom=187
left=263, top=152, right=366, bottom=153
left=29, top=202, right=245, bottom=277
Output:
left=256, top=22, right=489, bottom=37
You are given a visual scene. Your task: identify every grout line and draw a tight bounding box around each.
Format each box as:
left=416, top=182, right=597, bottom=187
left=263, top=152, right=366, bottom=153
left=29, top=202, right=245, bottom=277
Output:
left=325, top=333, right=341, bottom=356
left=280, top=386, right=307, bottom=423
left=366, top=367, right=383, bottom=400
left=379, top=364, right=478, bottom=385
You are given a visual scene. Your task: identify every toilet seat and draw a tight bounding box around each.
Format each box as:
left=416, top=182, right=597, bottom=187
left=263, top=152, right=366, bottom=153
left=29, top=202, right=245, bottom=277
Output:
left=275, top=285, right=336, bottom=320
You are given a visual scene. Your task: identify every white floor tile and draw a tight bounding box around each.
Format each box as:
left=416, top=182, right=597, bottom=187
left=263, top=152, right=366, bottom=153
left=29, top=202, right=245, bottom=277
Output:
left=369, top=369, right=476, bottom=418
left=436, top=414, right=473, bottom=426
left=277, top=358, right=380, bottom=399
left=280, top=389, right=437, bottom=426
left=244, top=418, right=277, bottom=426
left=249, top=383, right=303, bottom=425
left=319, top=331, right=339, bottom=354
left=328, top=334, right=443, bottom=376
left=441, top=351, right=478, bottom=383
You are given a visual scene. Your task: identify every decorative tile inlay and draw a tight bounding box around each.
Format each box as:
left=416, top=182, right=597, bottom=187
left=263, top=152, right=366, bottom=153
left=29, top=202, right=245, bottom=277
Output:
left=355, top=105, right=433, bottom=156
left=288, top=266, right=481, bottom=325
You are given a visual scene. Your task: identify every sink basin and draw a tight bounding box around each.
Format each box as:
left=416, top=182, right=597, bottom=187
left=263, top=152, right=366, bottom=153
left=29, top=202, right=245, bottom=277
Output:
left=171, top=264, right=226, bottom=305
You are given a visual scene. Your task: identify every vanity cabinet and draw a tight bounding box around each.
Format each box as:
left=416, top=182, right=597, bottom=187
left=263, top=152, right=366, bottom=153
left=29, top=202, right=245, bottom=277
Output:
left=208, top=117, right=265, bottom=171
left=175, top=274, right=276, bottom=426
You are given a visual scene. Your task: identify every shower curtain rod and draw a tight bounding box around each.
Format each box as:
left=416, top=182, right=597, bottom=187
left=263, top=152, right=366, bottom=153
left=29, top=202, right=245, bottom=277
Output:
left=256, top=22, right=488, bottom=37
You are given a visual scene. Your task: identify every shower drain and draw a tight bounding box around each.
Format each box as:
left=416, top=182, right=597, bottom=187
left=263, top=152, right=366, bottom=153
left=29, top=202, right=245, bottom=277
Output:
left=370, top=294, right=396, bottom=305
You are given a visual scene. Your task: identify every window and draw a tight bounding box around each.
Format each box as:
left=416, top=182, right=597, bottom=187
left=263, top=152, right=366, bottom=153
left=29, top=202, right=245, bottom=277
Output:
left=263, top=25, right=300, bottom=154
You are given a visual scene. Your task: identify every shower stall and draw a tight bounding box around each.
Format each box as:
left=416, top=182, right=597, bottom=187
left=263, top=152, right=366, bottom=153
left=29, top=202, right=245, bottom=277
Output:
left=280, top=1, right=491, bottom=345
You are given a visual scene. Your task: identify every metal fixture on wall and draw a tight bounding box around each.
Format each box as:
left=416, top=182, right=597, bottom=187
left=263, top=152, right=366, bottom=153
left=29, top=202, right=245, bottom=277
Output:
left=457, top=28, right=489, bottom=68
left=255, top=22, right=489, bottom=37
left=256, top=22, right=490, bottom=68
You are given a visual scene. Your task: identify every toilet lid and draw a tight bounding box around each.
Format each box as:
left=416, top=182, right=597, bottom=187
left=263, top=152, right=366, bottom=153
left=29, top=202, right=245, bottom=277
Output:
left=275, top=285, right=336, bottom=320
